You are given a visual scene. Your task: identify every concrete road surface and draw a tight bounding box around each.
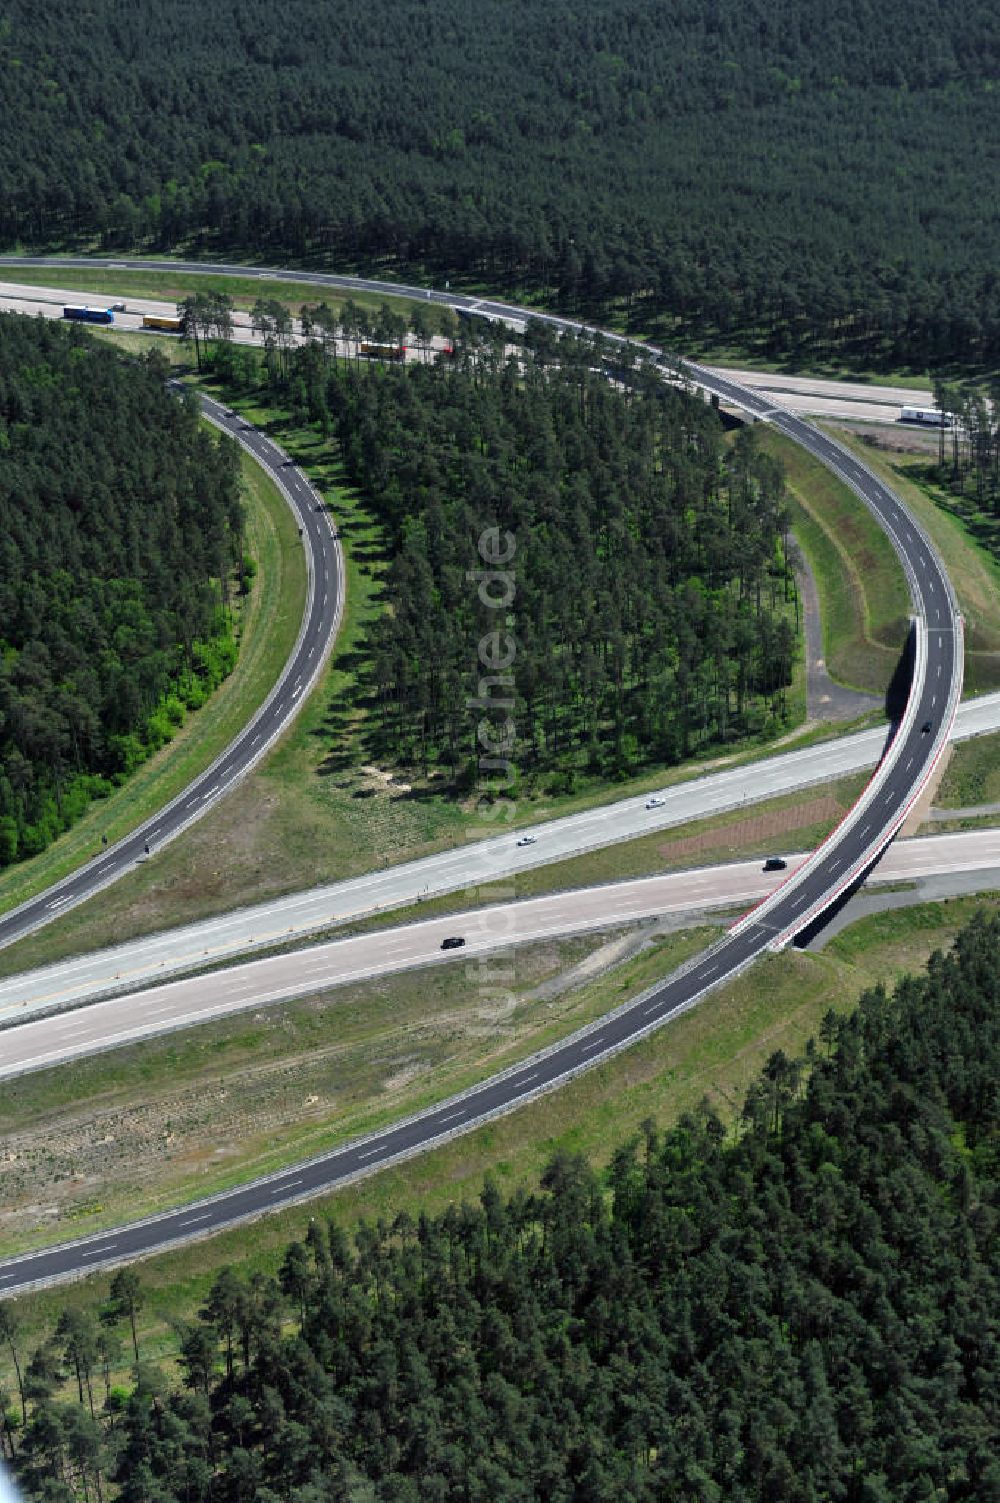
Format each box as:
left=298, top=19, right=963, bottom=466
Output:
left=712, top=367, right=935, bottom=424
left=3, top=826, right=1000, bottom=1081
left=2, top=692, right=998, bottom=1023
left=0, top=281, right=932, bottom=421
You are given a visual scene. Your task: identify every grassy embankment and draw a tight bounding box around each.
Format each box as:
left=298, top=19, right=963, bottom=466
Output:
left=0, top=928, right=710, bottom=1258
left=4, top=888, right=997, bottom=1373
left=0, top=357, right=892, bottom=980
left=757, top=427, right=911, bottom=695
left=0, top=771, right=869, bottom=1258
left=0, top=443, right=306, bottom=924
left=931, top=729, right=1000, bottom=827
left=938, top=730, right=1000, bottom=806
left=829, top=427, right=1000, bottom=694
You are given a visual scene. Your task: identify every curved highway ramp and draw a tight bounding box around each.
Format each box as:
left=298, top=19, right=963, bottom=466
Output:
left=0, top=257, right=965, bottom=1296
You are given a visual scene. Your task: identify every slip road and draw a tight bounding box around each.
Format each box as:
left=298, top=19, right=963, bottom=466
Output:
left=0, top=387, right=344, bottom=954
left=0, top=258, right=962, bottom=1295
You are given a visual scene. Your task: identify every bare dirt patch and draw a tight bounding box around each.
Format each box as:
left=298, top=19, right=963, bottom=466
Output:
left=660, top=794, right=843, bottom=861
left=0, top=934, right=618, bottom=1250
left=849, top=424, right=940, bottom=456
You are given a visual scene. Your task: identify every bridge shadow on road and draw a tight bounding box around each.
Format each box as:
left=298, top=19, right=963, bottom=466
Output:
left=791, top=622, right=917, bottom=951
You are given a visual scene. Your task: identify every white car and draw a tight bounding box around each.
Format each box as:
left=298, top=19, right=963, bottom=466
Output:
left=645, top=796, right=666, bottom=810
left=516, top=834, right=537, bottom=847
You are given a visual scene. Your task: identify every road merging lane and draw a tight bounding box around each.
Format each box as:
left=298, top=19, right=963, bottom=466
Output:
left=0, top=257, right=964, bottom=1295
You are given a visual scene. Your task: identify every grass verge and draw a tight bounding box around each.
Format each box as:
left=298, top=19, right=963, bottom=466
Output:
left=0, top=443, right=305, bottom=924
left=0, top=263, right=430, bottom=322
left=830, top=431, right=1000, bottom=692
left=757, top=427, right=910, bottom=693
left=4, top=887, right=997, bottom=1368
left=934, top=729, right=1000, bottom=809
left=0, top=927, right=715, bottom=1257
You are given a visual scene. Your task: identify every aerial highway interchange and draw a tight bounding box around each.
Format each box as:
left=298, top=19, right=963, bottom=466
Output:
left=2, top=824, right=1000, bottom=1087
left=0, top=273, right=939, bottom=426
left=1, top=690, right=998, bottom=1024
left=0, top=256, right=975, bottom=1294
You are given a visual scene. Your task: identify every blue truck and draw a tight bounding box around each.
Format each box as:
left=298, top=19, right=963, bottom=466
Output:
left=62, top=305, right=115, bottom=325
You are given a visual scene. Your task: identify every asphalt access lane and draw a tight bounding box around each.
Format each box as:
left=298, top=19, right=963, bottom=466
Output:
left=0, top=467, right=958, bottom=1297
left=6, top=827, right=1000, bottom=1082
left=0, top=257, right=962, bottom=1295
left=0, top=390, right=344, bottom=955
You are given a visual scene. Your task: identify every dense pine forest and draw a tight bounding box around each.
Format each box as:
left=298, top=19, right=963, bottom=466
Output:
left=1, top=1, right=999, bottom=367
left=0, top=315, right=243, bottom=865
left=218, top=324, right=796, bottom=786
left=4, top=909, right=998, bottom=1500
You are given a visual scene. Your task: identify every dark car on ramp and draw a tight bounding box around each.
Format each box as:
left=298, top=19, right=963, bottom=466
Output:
left=763, top=857, right=787, bottom=872
left=440, top=936, right=466, bottom=950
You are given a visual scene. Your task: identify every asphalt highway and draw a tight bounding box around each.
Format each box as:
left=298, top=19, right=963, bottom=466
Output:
left=3, top=691, right=999, bottom=1022
left=0, top=257, right=964, bottom=1294
left=2, top=827, right=999, bottom=1085
left=0, top=276, right=936, bottom=422
left=0, top=389, right=344, bottom=955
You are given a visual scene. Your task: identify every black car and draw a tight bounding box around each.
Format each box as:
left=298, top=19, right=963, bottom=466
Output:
left=440, top=936, right=466, bottom=950
left=921, top=720, right=933, bottom=734
left=763, top=857, right=787, bottom=873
